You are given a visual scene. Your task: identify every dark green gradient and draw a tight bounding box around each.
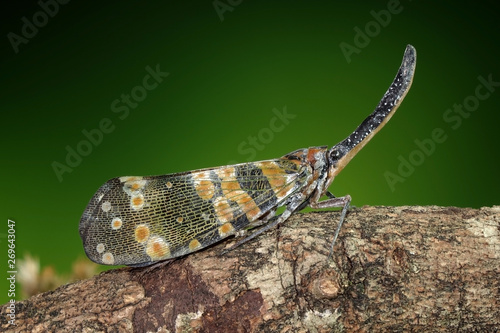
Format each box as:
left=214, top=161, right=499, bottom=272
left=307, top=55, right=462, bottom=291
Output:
left=2, top=1, right=499, bottom=302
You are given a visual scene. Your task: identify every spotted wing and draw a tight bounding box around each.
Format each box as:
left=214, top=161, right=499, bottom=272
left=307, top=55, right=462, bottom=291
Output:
left=79, top=158, right=309, bottom=266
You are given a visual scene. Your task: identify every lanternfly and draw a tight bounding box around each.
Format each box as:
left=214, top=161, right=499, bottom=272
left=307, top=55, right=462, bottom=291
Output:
left=80, top=45, right=416, bottom=266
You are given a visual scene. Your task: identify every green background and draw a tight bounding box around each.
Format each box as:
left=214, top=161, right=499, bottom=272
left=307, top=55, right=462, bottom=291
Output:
left=2, top=1, right=499, bottom=303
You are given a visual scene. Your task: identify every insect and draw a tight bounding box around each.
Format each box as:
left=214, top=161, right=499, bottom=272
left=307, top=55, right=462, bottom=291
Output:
left=79, top=45, right=416, bottom=266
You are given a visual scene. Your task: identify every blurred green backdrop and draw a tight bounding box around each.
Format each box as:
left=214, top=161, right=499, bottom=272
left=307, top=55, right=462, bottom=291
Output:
left=2, top=1, right=499, bottom=302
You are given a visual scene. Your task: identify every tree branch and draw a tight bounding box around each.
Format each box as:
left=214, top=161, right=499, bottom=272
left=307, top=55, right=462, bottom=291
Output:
left=2, top=206, right=499, bottom=332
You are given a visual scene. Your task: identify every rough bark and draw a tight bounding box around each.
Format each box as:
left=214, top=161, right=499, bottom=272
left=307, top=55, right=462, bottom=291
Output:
left=1, top=205, right=499, bottom=332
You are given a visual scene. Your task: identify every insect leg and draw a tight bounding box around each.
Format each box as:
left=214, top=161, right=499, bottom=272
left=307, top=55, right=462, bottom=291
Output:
left=222, top=198, right=306, bottom=254
left=234, top=207, right=277, bottom=238
left=325, top=191, right=336, bottom=199
left=309, top=194, right=351, bottom=258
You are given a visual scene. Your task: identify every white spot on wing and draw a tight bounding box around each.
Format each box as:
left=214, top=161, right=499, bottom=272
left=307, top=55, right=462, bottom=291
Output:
left=102, top=252, right=115, bottom=265
left=96, top=243, right=105, bottom=253
left=101, top=201, right=112, bottom=212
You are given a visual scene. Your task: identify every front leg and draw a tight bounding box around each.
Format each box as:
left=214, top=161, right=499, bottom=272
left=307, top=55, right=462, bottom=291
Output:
left=310, top=194, right=351, bottom=257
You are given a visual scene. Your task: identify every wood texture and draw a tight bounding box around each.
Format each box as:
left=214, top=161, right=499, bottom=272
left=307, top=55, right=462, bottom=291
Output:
left=2, top=205, right=499, bottom=332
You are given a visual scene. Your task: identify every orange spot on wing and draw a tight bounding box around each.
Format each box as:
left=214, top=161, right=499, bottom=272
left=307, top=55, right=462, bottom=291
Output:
left=135, top=224, right=150, bottom=243
left=258, top=162, right=282, bottom=175
left=221, top=181, right=239, bottom=194
left=219, top=223, right=234, bottom=237
left=195, top=179, right=215, bottom=200
left=245, top=204, right=261, bottom=219
left=131, top=194, right=145, bottom=210
left=146, top=236, right=170, bottom=260
left=236, top=195, right=252, bottom=204
left=152, top=243, right=163, bottom=255
left=217, top=168, right=262, bottom=222
left=224, top=189, right=245, bottom=202
left=275, top=182, right=296, bottom=201
left=261, top=162, right=289, bottom=190
left=111, top=217, right=123, bottom=230
left=189, top=239, right=201, bottom=251
left=193, top=171, right=209, bottom=179
left=214, top=197, right=232, bottom=223
left=269, top=177, right=286, bottom=188
left=216, top=167, right=235, bottom=180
